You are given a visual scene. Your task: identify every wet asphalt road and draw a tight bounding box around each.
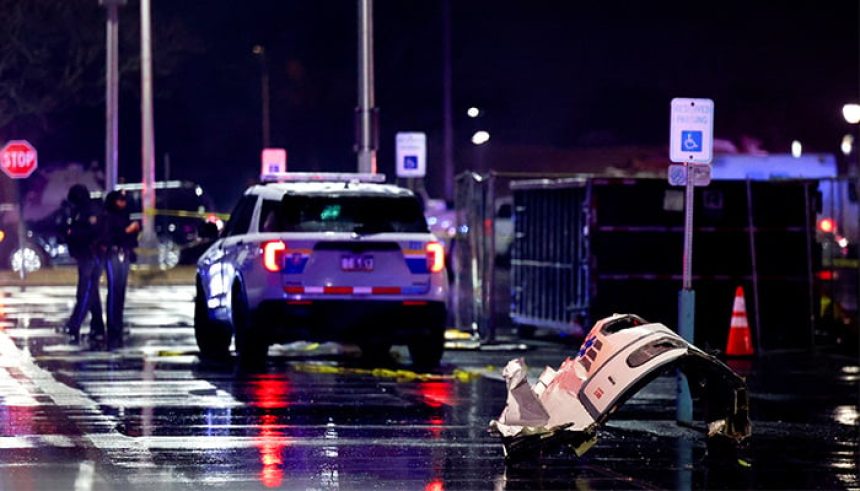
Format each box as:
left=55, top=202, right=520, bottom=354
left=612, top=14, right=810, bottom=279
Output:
left=0, top=285, right=856, bottom=490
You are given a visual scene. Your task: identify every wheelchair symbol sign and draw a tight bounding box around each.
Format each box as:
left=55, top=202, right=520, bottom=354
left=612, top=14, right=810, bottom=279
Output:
left=404, top=155, right=418, bottom=170
left=681, top=131, right=702, bottom=152
left=670, top=98, right=713, bottom=163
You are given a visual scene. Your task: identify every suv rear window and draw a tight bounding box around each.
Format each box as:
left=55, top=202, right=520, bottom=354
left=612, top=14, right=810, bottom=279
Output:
left=264, top=195, right=428, bottom=234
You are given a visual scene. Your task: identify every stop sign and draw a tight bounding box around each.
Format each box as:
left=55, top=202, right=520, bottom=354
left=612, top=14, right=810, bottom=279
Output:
left=0, top=140, right=38, bottom=179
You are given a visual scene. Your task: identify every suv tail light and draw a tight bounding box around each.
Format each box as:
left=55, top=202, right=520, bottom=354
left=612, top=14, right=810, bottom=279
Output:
left=263, top=240, right=286, bottom=272
left=426, top=242, right=445, bottom=273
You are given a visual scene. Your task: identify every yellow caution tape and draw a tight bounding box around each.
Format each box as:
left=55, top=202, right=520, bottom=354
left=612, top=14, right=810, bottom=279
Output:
left=140, top=208, right=231, bottom=220
left=833, top=258, right=860, bottom=268
left=445, top=329, right=475, bottom=340
left=157, top=350, right=188, bottom=357
left=292, top=363, right=453, bottom=382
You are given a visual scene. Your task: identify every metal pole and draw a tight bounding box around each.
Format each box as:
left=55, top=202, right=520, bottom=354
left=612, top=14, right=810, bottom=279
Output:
left=745, top=178, right=763, bottom=353
left=803, top=182, right=816, bottom=350
left=356, top=0, right=377, bottom=174
left=103, top=0, right=123, bottom=192
left=441, top=0, right=454, bottom=200
left=253, top=45, right=271, bottom=149
left=16, top=189, right=26, bottom=285
left=485, top=173, right=497, bottom=343
left=676, top=162, right=696, bottom=423
left=682, top=164, right=695, bottom=291
left=139, top=0, right=157, bottom=264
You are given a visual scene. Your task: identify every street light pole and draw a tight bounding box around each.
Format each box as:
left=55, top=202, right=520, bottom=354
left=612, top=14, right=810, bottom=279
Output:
left=139, top=0, right=157, bottom=264
left=441, top=0, right=454, bottom=200
left=253, top=45, right=271, bottom=149
left=356, top=0, right=377, bottom=174
left=99, top=0, right=126, bottom=193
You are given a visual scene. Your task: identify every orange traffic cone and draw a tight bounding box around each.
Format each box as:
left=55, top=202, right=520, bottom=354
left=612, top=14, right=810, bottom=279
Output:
left=726, top=286, right=754, bottom=356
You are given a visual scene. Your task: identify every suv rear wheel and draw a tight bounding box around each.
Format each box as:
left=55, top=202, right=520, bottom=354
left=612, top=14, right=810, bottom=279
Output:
left=232, top=283, right=268, bottom=366
left=408, top=328, right=445, bottom=370
left=194, top=280, right=231, bottom=359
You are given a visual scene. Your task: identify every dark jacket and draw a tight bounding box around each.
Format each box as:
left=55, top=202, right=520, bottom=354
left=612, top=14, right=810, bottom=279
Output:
left=65, top=185, right=103, bottom=259
left=103, top=191, right=139, bottom=255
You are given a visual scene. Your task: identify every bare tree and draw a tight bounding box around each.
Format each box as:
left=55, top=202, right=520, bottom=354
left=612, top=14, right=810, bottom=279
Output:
left=0, top=0, right=102, bottom=135
left=0, top=0, right=201, bottom=140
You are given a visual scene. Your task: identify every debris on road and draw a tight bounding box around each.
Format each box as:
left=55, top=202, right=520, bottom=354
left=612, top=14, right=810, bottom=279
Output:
left=490, top=314, right=751, bottom=462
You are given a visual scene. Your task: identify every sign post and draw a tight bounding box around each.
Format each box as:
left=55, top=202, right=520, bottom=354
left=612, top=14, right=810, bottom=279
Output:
left=1, top=140, right=38, bottom=283
left=669, top=98, right=714, bottom=423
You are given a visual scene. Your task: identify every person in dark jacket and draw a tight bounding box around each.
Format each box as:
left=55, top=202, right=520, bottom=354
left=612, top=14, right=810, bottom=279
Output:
left=103, top=190, right=140, bottom=350
left=63, top=184, right=106, bottom=345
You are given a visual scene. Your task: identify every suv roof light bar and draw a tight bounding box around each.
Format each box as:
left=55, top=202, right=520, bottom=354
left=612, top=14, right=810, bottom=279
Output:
left=261, top=172, right=387, bottom=184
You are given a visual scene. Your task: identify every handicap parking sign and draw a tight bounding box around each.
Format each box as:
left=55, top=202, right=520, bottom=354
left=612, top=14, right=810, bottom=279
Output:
left=670, top=98, right=713, bottom=163
left=396, top=132, right=427, bottom=177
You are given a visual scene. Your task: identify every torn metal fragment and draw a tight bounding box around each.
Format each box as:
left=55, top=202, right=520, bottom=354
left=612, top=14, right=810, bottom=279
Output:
left=490, top=314, right=751, bottom=462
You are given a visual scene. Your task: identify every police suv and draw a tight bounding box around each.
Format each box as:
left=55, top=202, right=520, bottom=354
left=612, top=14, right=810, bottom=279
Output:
left=194, top=173, right=449, bottom=367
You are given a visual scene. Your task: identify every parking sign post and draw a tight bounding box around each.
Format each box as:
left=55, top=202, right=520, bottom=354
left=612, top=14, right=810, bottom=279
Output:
left=669, top=98, right=714, bottom=424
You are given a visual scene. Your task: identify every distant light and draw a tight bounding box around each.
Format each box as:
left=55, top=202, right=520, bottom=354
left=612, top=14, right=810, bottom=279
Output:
left=841, top=134, right=854, bottom=155
left=837, top=237, right=849, bottom=248
left=195, top=186, right=203, bottom=196
left=466, top=107, right=480, bottom=118
left=843, top=103, right=860, bottom=124
left=252, top=45, right=264, bottom=55
left=471, top=131, right=490, bottom=145
left=791, top=140, right=802, bottom=158
left=0, top=230, right=4, bottom=243
left=818, top=217, right=836, bottom=234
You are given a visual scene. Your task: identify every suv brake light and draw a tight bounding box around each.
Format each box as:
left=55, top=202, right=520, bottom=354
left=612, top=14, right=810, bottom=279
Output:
left=263, top=240, right=286, bottom=272
left=426, top=242, right=445, bottom=273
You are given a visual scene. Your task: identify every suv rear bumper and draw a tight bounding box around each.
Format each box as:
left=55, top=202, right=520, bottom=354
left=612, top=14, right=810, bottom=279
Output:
left=254, top=299, right=446, bottom=345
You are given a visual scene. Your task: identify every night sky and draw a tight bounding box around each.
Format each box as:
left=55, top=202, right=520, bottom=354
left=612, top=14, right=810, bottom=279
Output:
left=18, top=1, right=860, bottom=210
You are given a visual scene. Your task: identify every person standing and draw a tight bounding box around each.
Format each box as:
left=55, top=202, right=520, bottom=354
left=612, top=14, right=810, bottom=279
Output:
left=62, top=184, right=106, bottom=345
left=103, top=190, right=140, bottom=350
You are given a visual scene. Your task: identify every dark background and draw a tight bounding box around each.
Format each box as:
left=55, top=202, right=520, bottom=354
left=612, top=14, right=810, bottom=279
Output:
left=5, top=1, right=858, bottom=210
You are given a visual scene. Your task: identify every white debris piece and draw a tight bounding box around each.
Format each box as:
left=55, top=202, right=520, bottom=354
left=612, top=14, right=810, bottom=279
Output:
left=490, top=314, right=751, bottom=462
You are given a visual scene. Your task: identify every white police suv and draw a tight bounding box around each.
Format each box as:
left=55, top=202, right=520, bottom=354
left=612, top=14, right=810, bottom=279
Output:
left=194, top=173, right=449, bottom=367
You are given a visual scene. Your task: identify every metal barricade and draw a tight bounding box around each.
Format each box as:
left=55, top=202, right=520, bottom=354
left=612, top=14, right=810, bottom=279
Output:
left=452, top=172, right=589, bottom=341
left=453, top=172, right=495, bottom=341
left=509, top=178, right=590, bottom=336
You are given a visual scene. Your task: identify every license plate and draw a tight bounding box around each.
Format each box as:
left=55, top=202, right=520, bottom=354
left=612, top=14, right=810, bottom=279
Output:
left=341, top=254, right=374, bottom=272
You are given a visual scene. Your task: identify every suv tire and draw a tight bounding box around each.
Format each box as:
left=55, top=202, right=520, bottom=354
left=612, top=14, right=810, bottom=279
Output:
left=408, top=328, right=445, bottom=369
left=194, top=280, right=231, bottom=359
left=232, top=283, right=268, bottom=366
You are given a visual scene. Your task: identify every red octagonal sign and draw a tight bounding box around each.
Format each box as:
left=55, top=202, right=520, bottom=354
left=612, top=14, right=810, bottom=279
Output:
left=0, top=140, right=38, bottom=179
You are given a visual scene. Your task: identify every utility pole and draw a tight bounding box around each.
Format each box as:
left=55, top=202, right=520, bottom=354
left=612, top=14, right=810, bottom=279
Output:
left=253, top=45, right=271, bottom=149
left=140, top=0, right=157, bottom=264
left=99, top=0, right=126, bottom=193
left=442, top=0, right=454, bottom=200
left=356, top=0, right=377, bottom=174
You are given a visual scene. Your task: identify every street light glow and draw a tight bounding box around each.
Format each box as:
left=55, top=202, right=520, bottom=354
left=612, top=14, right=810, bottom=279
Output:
left=843, top=103, right=860, bottom=124
left=791, top=140, right=802, bottom=158
left=471, top=130, right=490, bottom=145
left=841, top=134, right=854, bottom=155
left=467, top=107, right=480, bottom=118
